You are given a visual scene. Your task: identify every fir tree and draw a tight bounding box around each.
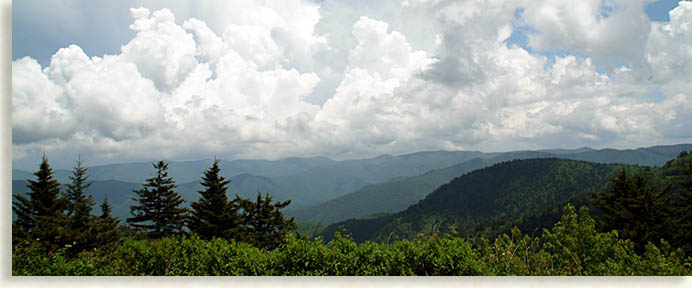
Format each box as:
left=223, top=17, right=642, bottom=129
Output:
left=12, top=154, right=68, bottom=249
left=63, top=157, right=96, bottom=251
left=672, top=153, right=692, bottom=256
left=591, top=169, right=672, bottom=252
left=237, top=192, right=296, bottom=250
left=189, top=159, right=241, bottom=240
left=93, top=194, right=122, bottom=247
left=127, top=161, right=188, bottom=238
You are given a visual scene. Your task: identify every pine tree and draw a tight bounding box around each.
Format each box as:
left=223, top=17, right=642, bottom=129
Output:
left=673, top=154, right=692, bottom=256
left=63, top=157, right=96, bottom=251
left=591, top=169, right=672, bottom=252
left=12, top=154, right=68, bottom=249
left=92, top=194, right=122, bottom=247
left=189, top=159, right=241, bottom=240
left=237, top=192, right=296, bottom=250
left=127, top=161, right=188, bottom=238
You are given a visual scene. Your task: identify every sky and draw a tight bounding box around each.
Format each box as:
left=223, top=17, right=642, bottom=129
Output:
left=11, top=0, right=692, bottom=170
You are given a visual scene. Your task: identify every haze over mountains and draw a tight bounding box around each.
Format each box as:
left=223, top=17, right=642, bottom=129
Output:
left=12, top=144, right=692, bottom=224
left=284, top=144, right=692, bottom=224
left=318, top=153, right=692, bottom=243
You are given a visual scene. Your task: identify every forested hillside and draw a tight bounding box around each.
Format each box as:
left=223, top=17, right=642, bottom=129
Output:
left=287, top=145, right=692, bottom=224
left=11, top=149, right=692, bottom=276
left=319, top=158, right=643, bottom=243
left=13, top=144, right=692, bottom=218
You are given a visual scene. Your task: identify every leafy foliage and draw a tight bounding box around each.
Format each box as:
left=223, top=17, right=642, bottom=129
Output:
left=12, top=204, right=691, bottom=276
left=11, top=150, right=692, bottom=275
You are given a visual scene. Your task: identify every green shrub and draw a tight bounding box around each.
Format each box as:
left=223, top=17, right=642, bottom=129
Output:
left=12, top=205, right=692, bottom=276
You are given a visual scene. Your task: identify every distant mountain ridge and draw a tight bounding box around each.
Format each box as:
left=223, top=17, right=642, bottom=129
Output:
left=13, top=156, right=338, bottom=184
left=317, top=158, right=650, bottom=243
left=12, top=144, right=692, bottom=224
left=285, top=144, right=692, bottom=224
left=12, top=150, right=488, bottom=218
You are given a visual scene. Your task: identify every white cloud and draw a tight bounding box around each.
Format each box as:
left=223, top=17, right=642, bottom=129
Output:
left=522, top=0, right=651, bottom=68
left=122, top=7, right=198, bottom=92
left=11, top=1, right=692, bottom=169
left=12, top=57, right=76, bottom=144
left=645, top=2, right=692, bottom=88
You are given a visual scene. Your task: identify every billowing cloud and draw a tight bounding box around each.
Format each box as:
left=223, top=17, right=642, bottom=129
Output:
left=522, top=0, right=651, bottom=67
left=11, top=0, right=692, bottom=169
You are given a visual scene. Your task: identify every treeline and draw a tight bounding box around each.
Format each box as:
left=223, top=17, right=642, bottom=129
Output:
left=11, top=152, right=692, bottom=275
left=318, top=153, right=692, bottom=258
left=591, top=151, right=692, bottom=256
left=12, top=156, right=295, bottom=254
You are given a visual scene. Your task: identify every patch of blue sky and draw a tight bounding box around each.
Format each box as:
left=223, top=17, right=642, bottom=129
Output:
left=644, top=0, right=681, bottom=21
left=599, top=1, right=617, bottom=19
left=503, top=24, right=590, bottom=66
left=12, top=2, right=137, bottom=67
left=503, top=8, right=590, bottom=66
left=643, top=88, right=667, bottom=103
left=504, top=1, right=679, bottom=73
left=12, top=0, right=684, bottom=68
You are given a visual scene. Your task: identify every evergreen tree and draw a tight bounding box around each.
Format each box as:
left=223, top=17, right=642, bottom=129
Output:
left=63, top=157, right=96, bottom=251
left=127, top=161, right=189, bottom=238
left=591, top=169, right=672, bottom=252
left=673, top=154, right=692, bottom=256
left=12, top=155, right=68, bottom=249
left=93, top=194, right=122, bottom=247
left=189, top=159, right=241, bottom=240
left=237, top=192, right=296, bottom=250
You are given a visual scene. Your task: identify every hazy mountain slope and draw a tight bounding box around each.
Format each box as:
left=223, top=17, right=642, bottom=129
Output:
left=11, top=157, right=338, bottom=184
left=285, top=157, right=500, bottom=224
left=11, top=151, right=485, bottom=208
left=319, top=158, right=636, bottom=243
left=12, top=176, right=289, bottom=222
left=11, top=169, right=34, bottom=181
left=538, top=147, right=595, bottom=155
left=175, top=174, right=297, bottom=207
left=285, top=151, right=569, bottom=224
left=12, top=179, right=141, bottom=221
left=291, top=144, right=692, bottom=225
left=330, top=151, right=488, bottom=184
left=559, top=144, right=692, bottom=166
left=12, top=144, right=691, bottom=224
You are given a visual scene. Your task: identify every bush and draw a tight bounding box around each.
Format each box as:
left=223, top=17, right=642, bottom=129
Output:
left=12, top=205, right=692, bottom=276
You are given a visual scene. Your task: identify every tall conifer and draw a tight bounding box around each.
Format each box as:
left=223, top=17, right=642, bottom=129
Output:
left=591, top=169, right=672, bottom=252
left=12, top=155, right=68, bottom=248
left=673, top=154, right=692, bottom=256
left=237, top=192, right=296, bottom=250
left=189, top=159, right=241, bottom=239
left=64, top=157, right=96, bottom=250
left=127, top=161, right=188, bottom=238
left=93, top=194, right=122, bottom=247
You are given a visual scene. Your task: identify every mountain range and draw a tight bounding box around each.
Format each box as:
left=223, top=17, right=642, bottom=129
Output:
left=318, top=153, right=691, bottom=243
left=284, top=144, right=692, bottom=224
left=12, top=144, right=692, bottom=226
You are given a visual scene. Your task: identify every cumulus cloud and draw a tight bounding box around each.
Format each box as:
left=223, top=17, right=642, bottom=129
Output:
left=12, top=57, right=76, bottom=144
left=521, top=0, right=651, bottom=67
left=11, top=1, right=692, bottom=169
